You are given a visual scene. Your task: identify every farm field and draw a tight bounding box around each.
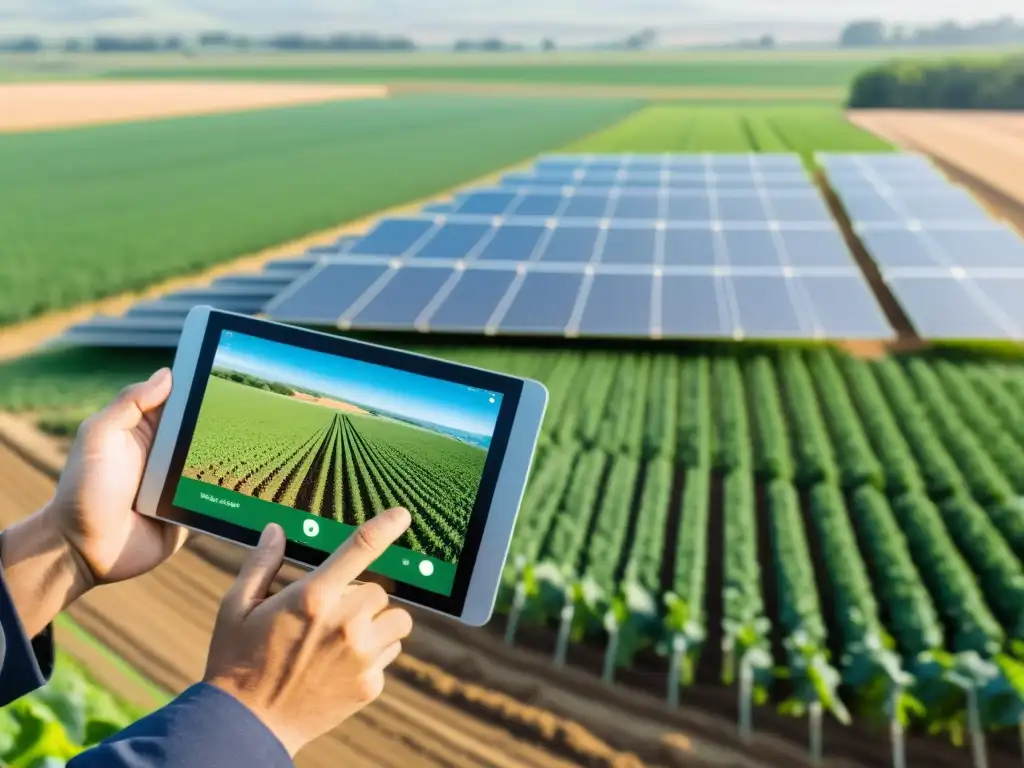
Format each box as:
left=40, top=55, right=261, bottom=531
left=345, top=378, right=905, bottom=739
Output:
left=850, top=110, right=1024, bottom=208
left=0, top=100, right=884, bottom=334
left=7, top=69, right=1024, bottom=766
left=184, top=377, right=486, bottom=562
left=0, top=94, right=636, bottom=325
left=10, top=339, right=1024, bottom=758
left=564, top=104, right=891, bottom=156
left=105, top=59, right=867, bottom=89
left=0, top=81, right=386, bottom=133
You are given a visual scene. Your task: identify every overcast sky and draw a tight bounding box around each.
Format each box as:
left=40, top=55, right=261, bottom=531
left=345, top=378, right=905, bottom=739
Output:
left=2, top=1, right=1021, bottom=42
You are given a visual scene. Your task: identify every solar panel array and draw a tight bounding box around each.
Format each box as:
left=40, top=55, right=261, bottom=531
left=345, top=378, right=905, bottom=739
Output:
left=266, top=153, right=893, bottom=341
left=820, top=153, right=1024, bottom=340
left=55, top=238, right=357, bottom=348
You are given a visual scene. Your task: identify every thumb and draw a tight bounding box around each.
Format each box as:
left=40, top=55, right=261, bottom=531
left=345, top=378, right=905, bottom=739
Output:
left=222, top=524, right=286, bottom=623
left=104, top=368, right=172, bottom=430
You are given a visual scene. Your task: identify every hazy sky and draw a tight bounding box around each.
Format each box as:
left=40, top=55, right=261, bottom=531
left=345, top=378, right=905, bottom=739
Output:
left=2, top=1, right=1021, bottom=41
left=214, top=332, right=502, bottom=438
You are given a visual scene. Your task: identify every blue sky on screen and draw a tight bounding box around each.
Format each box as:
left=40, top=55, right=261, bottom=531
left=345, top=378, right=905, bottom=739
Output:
left=213, top=331, right=501, bottom=437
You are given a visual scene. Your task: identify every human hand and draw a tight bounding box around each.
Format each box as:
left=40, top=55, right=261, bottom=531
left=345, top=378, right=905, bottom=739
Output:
left=1, top=369, right=188, bottom=638
left=47, top=368, right=188, bottom=588
left=204, top=508, right=414, bottom=756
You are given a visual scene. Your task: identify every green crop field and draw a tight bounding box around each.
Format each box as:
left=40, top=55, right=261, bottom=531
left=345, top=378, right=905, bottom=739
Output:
left=184, top=377, right=486, bottom=562
left=105, top=58, right=867, bottom=89
left=564, top=105, right=891, bottom=156
left=0, top=94, right=636, bottom=326
left=10, top=339, right=1024, bottom=741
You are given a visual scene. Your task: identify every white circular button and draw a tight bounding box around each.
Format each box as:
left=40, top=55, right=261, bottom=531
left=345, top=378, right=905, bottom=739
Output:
left=418, top=560, right=434, bottom=577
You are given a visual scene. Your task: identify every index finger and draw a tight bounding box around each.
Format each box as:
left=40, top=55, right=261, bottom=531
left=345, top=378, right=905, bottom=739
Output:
left=310, top=507, right=411, bottom=589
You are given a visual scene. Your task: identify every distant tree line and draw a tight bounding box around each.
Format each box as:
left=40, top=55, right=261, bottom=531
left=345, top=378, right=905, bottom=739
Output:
left=212, top=368, right=296, bottom=397
left=840, top=16, right=1024, bottom=47
left=0, top=32, right=416, bottom=54
left=847, top=56, right=1024, bottom=109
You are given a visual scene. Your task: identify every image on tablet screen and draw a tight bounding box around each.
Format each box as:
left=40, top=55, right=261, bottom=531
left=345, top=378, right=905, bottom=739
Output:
left=172, top=330, right=503, bottom=596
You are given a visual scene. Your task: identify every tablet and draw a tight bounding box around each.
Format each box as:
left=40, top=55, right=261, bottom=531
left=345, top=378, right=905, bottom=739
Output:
left=137, top=306, right=547, bottom=625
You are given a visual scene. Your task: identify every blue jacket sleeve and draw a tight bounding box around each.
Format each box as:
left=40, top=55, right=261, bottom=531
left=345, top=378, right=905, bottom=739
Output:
left=69, top=683, right=294, bottom=768
left=0, top=559, right=54, bottom=705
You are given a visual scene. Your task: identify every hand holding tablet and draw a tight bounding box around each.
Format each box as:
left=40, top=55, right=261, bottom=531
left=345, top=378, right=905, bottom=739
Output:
left=138, top=307, right=547, bottom=625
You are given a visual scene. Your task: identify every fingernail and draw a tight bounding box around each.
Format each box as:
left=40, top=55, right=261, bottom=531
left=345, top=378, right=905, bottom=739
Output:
left=260, top=523, right=282, bottom=547
left=149, top=367, right=171, bottom=385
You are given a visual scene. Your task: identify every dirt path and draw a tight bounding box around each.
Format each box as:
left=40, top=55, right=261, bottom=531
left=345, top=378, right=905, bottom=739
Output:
left=0, top=438, right=650, bottom=768
left=0, top=82, right=386, bottom=134
left=848, top=111, right=1024, bottom=214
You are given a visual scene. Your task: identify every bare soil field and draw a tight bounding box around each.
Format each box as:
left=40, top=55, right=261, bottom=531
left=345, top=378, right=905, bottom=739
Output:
left=0, top=81, right=387, bottom=133
left=849, top=111, right=1024, bottom=210
left=293, top=392, right=370, bottom=415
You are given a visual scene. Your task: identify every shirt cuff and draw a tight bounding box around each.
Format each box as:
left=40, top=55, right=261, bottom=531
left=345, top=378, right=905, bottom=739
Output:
left=0, top=561, right=54, bottom=705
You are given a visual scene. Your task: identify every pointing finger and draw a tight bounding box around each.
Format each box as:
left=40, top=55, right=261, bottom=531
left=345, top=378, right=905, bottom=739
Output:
left=310, top=507, right=411, bottom=591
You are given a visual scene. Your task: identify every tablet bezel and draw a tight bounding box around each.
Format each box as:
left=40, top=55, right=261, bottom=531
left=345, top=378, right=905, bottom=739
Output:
left=137, top=306, right=546, bottom=624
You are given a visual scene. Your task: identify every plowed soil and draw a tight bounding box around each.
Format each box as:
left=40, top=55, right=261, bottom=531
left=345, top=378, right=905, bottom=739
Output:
left=2, top=428, right=796, bottom=768
left=0, top=82, right=387, bottom=133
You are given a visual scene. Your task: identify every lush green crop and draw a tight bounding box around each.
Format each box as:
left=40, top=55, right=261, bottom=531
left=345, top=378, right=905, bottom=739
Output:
left=565, top=105, right=891, bottom=158
left=11, top=342, right=1024, bottom=739
left=848, top=487, right=943, bottom=657
left=743, top=355, right=793, bottom=482
left=0, top=654, right=143, bottom=767
left=776, top=351, right=838, bottom=488
left=0, top=95, right=637, bottom=325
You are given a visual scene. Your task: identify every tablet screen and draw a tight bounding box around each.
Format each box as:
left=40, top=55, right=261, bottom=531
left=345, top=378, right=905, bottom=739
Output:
left=171, top=329, right=503, bottom=597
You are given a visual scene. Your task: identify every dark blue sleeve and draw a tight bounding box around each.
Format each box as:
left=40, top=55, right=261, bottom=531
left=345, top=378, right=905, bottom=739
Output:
left=0, top=560, right=54, bottom=705
left=68, top=683, right=294, bottom=768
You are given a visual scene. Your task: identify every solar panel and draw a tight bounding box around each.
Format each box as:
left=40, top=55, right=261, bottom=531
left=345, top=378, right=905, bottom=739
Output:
left=821, top=151, right=1024, bottom=340
left=500, top=173, right=813, bottom=192
left=885, top=274, right=1024, bottom=339
left=327, top=217, right=853, bottom=269
left=265, top=259, right=894, bottom=341
left=534, top=153, right=805, bottom=173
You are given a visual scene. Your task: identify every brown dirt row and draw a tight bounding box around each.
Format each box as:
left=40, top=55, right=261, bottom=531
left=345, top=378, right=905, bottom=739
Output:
left=0, top=81, right=387, bottom=134
left=0, top=436, right=640, bottom=768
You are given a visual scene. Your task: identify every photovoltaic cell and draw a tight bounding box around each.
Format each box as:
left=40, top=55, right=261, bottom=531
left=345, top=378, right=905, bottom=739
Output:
left=477, top=223, right=547, bottom=261
left=498, top=272, right=583, bottom=333
left=969, top=277, right=1024, bottom=333
left=427, top=270, right=517, bottom=331
left=660, top=275, right=729, bottom=337
left=265, top=263, right=389, bottom=323
left=350, top=219, right=433, bottom=256
left=801, top=275, right=892, bottom=338
left=722, top=230, right=780, bottom=268
left=885, top=276, right=1012, bottom=338
left=541, top=226, right=599, bottom=262
left=577, top=274, right=653, bottom=336
left=731, top=276, right=805, bottom=337
left=782, top=230, right=854, bottom=268
left=599, top=228, right=658, bottom=265
left=415, top=222, right=492, bottom=260
left=350, top=266, right=453, bottom=327
left=664, top=229, right=718, bottom=266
